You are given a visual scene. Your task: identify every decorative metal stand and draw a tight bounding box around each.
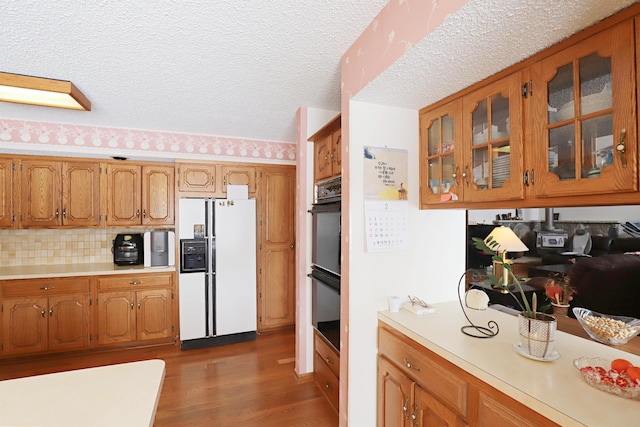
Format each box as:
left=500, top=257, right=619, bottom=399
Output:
left=458, top=270, right=499, bottom=338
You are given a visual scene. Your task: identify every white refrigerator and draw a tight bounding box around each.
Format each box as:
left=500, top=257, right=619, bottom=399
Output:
left=178, top=198, right=257, bottom=348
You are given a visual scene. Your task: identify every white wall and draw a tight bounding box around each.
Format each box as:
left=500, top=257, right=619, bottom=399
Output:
left=346, top=101, right=466, bottom=425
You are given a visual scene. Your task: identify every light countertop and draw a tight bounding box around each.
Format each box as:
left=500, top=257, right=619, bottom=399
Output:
left=379, top=302, right=640, bottom=427
left=0, top=359, right=165, bottom=427
left=0, top=263, right=176, bottom=280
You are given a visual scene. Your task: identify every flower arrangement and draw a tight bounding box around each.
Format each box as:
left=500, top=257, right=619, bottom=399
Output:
left=544, top=275, right=576, bottom=306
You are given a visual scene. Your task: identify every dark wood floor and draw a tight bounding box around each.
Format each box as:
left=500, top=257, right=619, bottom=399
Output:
left=0, top=330, right=338, bottom=426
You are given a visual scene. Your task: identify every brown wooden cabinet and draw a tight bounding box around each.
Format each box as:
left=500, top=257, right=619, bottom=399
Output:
left=377, top=323, right=559, bottom=426
left=314, top=330, right=339, bottom=413
left=1, top=278, right=91, bottom=356
left=309, top=114, right=341, bottom=183
left=221, top=164, right=256, bottom=197
left=256, top=165, right=295, bottom=330
left=420, top=11, right=640, bottom=209
left=106, top=163, right=174, bottom=226
left=20, top=159, right=101, bottom=227
left=528, top=20, right=636, bottom=199
left=0, top=157, right=16, bottom=228
left=96, top=273, right=174, bottom=346
left=177, top=162, right=218, bottom=195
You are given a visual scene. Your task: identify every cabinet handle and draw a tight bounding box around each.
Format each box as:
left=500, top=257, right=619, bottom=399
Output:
left=325, top=356, right=332, bottom=365
left=463, top=165, right=469, bottom=187
left=130, top=280, right=141, bottom=285
left=138, top=303, right=141, bottom=310
left=40, top=286, right=55, bottom=291
left=142, top=210, right=146, bottom=218
left=55, top=209, right=59, bottom=218
left=136, top=209, right=141, bottom=218
left=616, top=128, right=627, bottom=168
left=403, top=357, right=420, bottom=371
left=325, top=383, right=331, bottom=390
left=211, top=177, right=215, bottom=185
left=49, top=307, right=53, bottom=317
left=523, top=170, right=529, bottom=186
left=531, top=168, right=535, bottom=185
left=41, top=309, right=46, bottom=318
left=412, top=404, right=419, bottom=427
left=403, top=395, right=410, bottom=418
left=452, top=166, right=459, bottom=184
left=131, top=303, right=135, bottom=310
left=62, top=208, right=67, bottom=218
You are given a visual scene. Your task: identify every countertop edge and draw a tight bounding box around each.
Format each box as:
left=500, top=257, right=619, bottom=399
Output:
left=0, top=263, right=177, bottom=280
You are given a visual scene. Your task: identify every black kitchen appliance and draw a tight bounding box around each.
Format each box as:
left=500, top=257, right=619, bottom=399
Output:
left=113, top=233, right=144, bottom=265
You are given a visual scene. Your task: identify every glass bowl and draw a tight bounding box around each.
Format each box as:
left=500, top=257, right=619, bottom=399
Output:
left=573, top=307, right=640, bottom=345
left=574, top=357, right=640, bottom=400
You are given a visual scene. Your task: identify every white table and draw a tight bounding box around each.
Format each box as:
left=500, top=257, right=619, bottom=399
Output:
left=0, top=359, right=165, bottom=427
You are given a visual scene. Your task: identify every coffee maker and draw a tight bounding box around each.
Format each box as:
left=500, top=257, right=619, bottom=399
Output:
left=144, top=231, right=175, bottom=267
left=113, top=233, right=144, bottom=265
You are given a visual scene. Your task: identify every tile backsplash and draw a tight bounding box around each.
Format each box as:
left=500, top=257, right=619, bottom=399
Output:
left=0, top=228, right=165, bottom=266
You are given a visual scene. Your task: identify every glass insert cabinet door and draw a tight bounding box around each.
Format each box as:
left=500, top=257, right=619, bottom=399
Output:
left=419, top=100, right=463, bottom=204
left=462, top=73, right=524, bottom=203
left=530, top=21, right=636, bottom=198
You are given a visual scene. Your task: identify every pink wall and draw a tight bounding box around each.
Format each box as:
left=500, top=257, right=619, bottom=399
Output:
left=338, top=0, right=468, bottom=424
left=0, top=118, right=296, bottom=163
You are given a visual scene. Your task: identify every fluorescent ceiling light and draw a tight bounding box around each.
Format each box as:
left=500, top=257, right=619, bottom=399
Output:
left=0, top=72, right=91, bottom=111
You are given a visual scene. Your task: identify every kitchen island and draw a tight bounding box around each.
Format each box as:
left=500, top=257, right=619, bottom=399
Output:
left=379, top=302, right=640, bottom=426
left=0, top=359, right=165, bottom=426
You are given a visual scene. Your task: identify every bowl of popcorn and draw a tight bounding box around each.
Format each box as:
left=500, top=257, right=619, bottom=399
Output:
left=573, top=307, right=640, bottom=345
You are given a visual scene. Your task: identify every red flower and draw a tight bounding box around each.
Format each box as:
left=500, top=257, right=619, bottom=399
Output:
left=545, top=285, right=563, bottom=304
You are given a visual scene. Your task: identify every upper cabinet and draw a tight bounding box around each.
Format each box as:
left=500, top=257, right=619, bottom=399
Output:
left=106, top=163, right=174, bottom=226
left=177, top=163, right=218, bottom=194
left=420, top=9, right=640, bottom=209
left=0, top=158, right=16, bottom=228
left=529, top=20, right=637, bottom=198
left=21, top=159, right=101, bottom=228
left=309, top=114, right=341, bottom=183
left=221, top=165, right=256, bottom=197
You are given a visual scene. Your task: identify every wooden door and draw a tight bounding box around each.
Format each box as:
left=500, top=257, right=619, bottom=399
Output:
left=2, top=297, right=48, bottom=355
left=142, top=165, right=174, bottom=225
left=136, top=289, right=173, bottom=341
left=257, top=166, right=295, bottom=330
left=314, top=134, right=333, bottom=182
left=419, top=100, right=464, bottom=205
left=331, top=128, right=342, bottom=176
left=97, top=291, right=136, bottom=345
left=20, top=159, right=61, bottom=227
left=221, top=165, right=256, bottom=196
left=48, top=294, right=91, bottom=351
left=462, top=72, right=524, bottom=203
left=62, top=161, right=101, bottom=227
left=178, top=163, right=218, bottom=195
left=106, top=164, right=141, bottom=226
left=414, top=384, right=467, bottom=427
left=530, top=20, right=637, bottom=198
left=377, top=356, right=413, bottom=427
left=0, top=158, right=15, bottom=228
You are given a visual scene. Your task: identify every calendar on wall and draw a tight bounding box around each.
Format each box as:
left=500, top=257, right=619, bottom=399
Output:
left=365, top=200, right=408, bottom=252
left=363, top=146, right=409, bottom=252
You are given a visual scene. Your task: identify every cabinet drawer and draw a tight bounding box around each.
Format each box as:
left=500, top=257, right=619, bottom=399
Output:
left=314, top=330, right=339, bottom=378
left=97, top=273, right=172, bottom=290
left=314, top=352, right=339, bottom=413
left=378, top=325, right=468, bottom=418
left=2, top=277, right=90, bottom=297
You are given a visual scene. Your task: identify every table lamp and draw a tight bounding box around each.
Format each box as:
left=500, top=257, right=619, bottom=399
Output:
left=484, top=226, right=529, bottom=293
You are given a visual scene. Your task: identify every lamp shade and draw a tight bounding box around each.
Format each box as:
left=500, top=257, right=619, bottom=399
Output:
left=485, top=226, right=528, bottom=253
left=0, top=72, right=91, bottom=111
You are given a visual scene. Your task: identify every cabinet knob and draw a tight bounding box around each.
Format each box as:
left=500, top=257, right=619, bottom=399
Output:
left=40, top=286, right=55, bottom=291
left=138, top=303, right=141, bottom=310
left=41, top=309, right=46, bottom=318
left=49, top=307, right=53, bottom=317
left=142, top=210, right=147, bottom=218
left=403, top=357, right=421, bottom=371
left=131, top=303, right=135, bottom=310
left=55, top=209, right=59, bottom=218
left=136, top=210, right=141, bottom=218
left=62, top=208, right=67, bottom=218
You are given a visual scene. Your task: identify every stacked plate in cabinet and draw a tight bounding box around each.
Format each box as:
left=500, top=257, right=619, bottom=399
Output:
left=491, top=155, right=510, bottom=188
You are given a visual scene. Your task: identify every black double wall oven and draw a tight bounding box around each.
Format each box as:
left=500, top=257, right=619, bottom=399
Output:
left=310, top=179, right=341, bottom=351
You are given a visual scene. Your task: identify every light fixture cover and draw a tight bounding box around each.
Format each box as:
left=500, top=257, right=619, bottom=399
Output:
left=485, top=226, right=528, bottom=253
left=0, top=72, right=91, bottom=111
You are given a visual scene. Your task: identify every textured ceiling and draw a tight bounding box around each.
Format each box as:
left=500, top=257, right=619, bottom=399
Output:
left=1, top=0, right=638, bottom=144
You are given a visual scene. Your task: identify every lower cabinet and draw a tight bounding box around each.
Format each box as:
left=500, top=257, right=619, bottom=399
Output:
left=96, top=274, right=174, bottom=346
left=314, top=330, right=339, bottom=413
left=2, top=278, right=91, bottom=356
left=377, top=323, right=559, bottom=427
